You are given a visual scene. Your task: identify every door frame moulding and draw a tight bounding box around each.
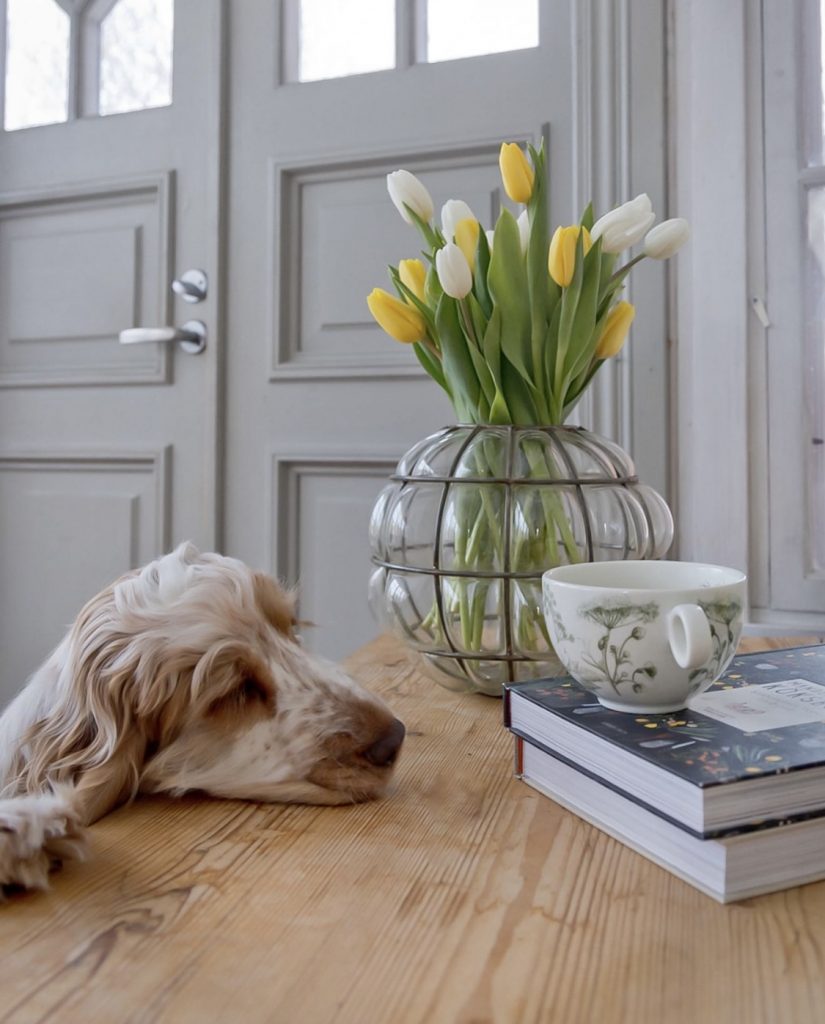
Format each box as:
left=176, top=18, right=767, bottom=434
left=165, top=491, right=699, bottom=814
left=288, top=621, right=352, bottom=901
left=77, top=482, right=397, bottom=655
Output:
left=571, top=0, right=668, bottom=501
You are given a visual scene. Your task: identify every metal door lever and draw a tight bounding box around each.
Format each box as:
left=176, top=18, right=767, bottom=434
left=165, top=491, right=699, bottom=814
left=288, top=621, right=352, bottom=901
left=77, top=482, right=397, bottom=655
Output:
left=119, top=320, right=207, bottom=355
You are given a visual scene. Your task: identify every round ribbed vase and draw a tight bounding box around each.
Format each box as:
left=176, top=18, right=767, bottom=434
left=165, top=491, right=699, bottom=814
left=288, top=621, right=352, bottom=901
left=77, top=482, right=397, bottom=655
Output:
left=368, top=425, right=674, bottom=696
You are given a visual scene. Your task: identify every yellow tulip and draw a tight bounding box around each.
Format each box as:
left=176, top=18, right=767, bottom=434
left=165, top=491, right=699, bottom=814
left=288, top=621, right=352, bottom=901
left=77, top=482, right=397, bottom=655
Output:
left=454, top=218, right=480, bottom=270
left=595, top=301, right=635, bottom=359
left=548, top=225, right=593, bottom=287
left=499, top=143, right=535, bottom=204
left=398, top=259, right=427, bottom=303
left=367, top=288, right=427, bottom=344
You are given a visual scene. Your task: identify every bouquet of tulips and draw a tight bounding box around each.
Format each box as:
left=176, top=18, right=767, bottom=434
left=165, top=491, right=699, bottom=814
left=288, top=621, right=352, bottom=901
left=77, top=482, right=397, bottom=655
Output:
left=367, top=142, right=688, bottom=668
left=368, top=141, right=688, bottom=425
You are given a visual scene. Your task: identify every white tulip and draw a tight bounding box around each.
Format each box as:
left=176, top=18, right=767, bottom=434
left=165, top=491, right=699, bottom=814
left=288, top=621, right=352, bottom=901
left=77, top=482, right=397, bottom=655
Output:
left=441, top=199, right=475, bottom=241
left=643, top=217, right=690, bottom=259
left=435, top=242, right=473, bottom=299
left=485, top=229, right=495, bottom=253
left=387, top=170, right=434, bottom=225
left=517, top=210, right=530, bottom=254
left=591, top=193, right=655, bottom=254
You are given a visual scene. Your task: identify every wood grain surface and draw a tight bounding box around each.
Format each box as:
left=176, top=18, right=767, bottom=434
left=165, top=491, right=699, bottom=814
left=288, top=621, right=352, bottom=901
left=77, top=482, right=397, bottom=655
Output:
left=1, top=634, right=824, bottom=1024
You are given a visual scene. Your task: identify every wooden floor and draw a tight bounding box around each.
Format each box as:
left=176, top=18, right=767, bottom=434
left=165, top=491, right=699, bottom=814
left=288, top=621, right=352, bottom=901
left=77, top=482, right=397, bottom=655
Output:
left=1, top=634, right=824, bottom=1024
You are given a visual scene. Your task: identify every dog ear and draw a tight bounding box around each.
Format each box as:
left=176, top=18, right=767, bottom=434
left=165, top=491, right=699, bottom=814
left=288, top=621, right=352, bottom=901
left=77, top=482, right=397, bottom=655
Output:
left=15, top=679, right=151, bottom=827
left=252, top=572, right=297, bottom=639
left=69, top=728, right=149, bottom=826
left=12, top=584, right=184, bottom=825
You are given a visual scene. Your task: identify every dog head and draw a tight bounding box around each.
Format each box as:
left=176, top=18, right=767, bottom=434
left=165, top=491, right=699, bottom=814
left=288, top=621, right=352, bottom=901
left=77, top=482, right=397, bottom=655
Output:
left=16, top=543, right=405, bottom=819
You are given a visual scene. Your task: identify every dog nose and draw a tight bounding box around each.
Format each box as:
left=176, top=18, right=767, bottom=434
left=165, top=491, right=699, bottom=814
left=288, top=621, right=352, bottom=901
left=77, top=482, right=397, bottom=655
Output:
left=363, top=717, right=406, bottom=767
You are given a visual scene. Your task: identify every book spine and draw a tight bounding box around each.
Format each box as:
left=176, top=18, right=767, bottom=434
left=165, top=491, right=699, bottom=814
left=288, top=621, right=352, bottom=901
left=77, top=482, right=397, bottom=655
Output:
left=514, top=735, right=524, bottom=778
left=502, top=685, right=513, bottom=729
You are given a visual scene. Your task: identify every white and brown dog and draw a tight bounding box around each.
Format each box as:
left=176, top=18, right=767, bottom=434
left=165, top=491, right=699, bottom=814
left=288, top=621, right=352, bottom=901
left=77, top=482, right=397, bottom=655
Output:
left=0, top=542, right=404, bottom=894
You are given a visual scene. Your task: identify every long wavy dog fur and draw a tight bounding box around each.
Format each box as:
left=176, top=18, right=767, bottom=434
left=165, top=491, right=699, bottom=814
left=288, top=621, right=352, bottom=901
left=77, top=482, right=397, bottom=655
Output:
left=0, top=543, right=404, bottom=895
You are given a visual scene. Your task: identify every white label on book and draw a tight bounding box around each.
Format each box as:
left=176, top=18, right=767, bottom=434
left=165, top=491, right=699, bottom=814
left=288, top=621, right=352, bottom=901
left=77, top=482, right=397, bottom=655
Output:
left=689, top=679, right=825, bottom=731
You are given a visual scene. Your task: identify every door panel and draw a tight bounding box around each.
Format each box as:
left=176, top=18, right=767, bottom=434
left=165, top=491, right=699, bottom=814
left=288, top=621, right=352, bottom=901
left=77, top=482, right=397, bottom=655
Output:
left=0, top=0, right=223, bottom=706
left=0, top=449, right=169, bottom=693
left=271, top=146, right=527, bottom=380
left=0, top=176, right=171, bottom=386
left=271, top=456, right=396, bottom=659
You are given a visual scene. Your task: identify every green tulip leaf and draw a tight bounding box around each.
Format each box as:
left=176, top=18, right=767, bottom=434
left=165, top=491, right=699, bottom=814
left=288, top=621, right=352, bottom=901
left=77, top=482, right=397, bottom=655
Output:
left=546, top=274, right=561, bottom=317
left=488, top=391, right=511, bottom=424
left=412, top=342, right=451, bottom=396
left=526, top=149, right=550, bottom=382
left=466, top=337, right=496, bottom=407
left=425, top=261, right=444, bottom=307
left=563, top=237, right=603, bottom=383
left=466, top=292, right=488, bottom=347
left=482, top=305, right=504, bottom=389
left=500, top=356, right=539, bottom=425
left=435, top=294, right=480, bottom=422
left=488, top=208, right=532, bottom=386
left=543, top=299, right=563, bottom=417
left=474, top=229, right=493, bottom=318
left=554, top=231, right=586, bottom=398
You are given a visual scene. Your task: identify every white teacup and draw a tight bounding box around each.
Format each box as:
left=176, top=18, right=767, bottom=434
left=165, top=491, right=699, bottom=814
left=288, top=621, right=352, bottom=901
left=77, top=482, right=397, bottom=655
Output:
left=542, top=560, right=746, bottom=713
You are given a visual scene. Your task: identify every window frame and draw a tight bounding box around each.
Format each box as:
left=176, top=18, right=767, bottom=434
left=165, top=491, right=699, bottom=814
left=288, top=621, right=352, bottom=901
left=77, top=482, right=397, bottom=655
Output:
left=279, top=0, right=542, bottom=85
left=1, top=0, right=173, bottom=130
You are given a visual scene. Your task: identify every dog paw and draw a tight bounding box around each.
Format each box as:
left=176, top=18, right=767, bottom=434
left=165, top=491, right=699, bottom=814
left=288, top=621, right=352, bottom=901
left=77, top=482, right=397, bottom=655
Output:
left=0, top=791, right=88, bottom=895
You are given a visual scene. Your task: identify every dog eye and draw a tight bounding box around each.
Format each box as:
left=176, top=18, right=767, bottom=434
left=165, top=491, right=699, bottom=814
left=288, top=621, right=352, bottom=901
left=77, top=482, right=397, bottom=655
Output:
left=239, top=677, right=270, bottom=704
left=207, top=673, right=274, bottom=719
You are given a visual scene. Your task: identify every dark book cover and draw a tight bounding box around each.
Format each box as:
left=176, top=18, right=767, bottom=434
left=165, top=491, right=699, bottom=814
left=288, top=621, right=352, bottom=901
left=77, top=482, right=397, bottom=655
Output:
left=504, top=644, right=825, bottom=789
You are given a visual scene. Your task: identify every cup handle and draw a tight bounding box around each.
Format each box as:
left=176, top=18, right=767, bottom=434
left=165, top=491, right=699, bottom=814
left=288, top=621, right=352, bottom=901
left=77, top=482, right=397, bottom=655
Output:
left=667, top=604, right=713, bottom=669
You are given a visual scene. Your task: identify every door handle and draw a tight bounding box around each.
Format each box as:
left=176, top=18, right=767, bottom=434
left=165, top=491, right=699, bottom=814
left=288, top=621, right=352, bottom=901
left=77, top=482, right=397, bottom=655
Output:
left=119, top=320, right=206, bottom=354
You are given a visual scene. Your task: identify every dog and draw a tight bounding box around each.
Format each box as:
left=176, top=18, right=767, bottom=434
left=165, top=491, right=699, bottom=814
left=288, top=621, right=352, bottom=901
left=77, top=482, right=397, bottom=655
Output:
left=0, top=542, right=405, bottom=895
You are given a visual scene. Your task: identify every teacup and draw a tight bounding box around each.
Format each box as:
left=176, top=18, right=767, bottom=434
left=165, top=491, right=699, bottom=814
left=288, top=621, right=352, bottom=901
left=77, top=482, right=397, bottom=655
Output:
left=542, top=560, right=746, bottom=713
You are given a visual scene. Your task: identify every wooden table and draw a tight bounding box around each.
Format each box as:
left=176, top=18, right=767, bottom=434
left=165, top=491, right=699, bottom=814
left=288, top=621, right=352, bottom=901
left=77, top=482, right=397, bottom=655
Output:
left=2, top=635, right=824, bottom=1024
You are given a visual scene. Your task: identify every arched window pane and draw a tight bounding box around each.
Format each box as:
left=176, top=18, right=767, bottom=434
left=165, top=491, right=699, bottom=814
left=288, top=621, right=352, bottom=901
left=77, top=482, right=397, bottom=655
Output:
left=426, top=0, right=539, bottom=64
left=3, top=0, right=70, bottom=131
left=99, top=0, right=174, bottom=117
left=299, top=0, right=394, bottom=83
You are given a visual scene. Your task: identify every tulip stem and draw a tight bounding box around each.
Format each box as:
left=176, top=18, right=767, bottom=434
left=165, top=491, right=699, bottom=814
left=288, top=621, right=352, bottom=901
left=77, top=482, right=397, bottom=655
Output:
left=420, top=335, right=441, bottom=361
left=458, top=299, right=480, bottom=348
left=609, top=252, right=646, bottom=285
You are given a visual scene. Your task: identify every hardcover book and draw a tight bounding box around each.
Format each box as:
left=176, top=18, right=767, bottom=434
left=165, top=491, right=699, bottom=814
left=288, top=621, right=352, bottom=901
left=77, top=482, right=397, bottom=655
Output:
left=504, top=644, right=825, bottom=838
left=516, top=737, right=825, bottom=903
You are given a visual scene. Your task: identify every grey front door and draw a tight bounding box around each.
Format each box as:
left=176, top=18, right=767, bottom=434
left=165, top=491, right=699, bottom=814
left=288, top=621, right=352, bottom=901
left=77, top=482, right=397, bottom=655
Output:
left=0, top=0, right=224, bottom=705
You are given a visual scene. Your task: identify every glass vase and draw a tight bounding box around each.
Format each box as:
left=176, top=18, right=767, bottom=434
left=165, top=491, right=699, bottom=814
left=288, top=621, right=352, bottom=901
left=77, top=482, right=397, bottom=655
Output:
left=368, top=424, right=674, bottom=696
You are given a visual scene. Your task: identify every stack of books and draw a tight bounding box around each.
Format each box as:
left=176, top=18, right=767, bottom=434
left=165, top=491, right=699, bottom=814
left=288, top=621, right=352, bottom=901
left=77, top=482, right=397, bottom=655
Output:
left=503, top=643, right=825, bottom=902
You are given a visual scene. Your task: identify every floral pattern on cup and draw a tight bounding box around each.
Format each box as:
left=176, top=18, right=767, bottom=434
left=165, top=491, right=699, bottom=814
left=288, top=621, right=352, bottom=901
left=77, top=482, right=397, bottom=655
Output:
left=544, top=589, right=574, bottom=644
left=576, top=602, right=661, bottom=697
left=686, top=599, right=743, bottom=695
